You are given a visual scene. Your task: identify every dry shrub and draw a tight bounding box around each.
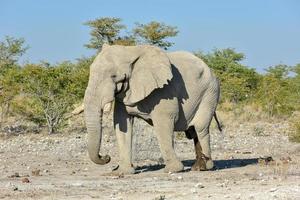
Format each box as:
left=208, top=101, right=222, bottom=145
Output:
left=219, top=99, right=234, bottom=112
left=289, top=112, right=300, bottom=142
left=218, top=101, right=267, bottom=125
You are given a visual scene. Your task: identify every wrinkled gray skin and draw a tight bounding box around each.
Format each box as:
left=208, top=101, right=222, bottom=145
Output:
left=84, top=44, right=220, bottom=174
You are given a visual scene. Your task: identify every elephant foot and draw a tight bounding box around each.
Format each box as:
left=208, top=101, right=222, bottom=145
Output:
left=191, top=158, right=214, bottom=171
left=164, top=160, right=184, bottom=173
left=111, top=165, right=136, bottom=175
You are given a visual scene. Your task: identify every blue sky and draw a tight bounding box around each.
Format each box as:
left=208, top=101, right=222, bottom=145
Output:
left=1, top=0, right=299, bottom=72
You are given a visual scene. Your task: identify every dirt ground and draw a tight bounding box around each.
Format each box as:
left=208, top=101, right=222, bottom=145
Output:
left=0, top=115, right=300, bottom=200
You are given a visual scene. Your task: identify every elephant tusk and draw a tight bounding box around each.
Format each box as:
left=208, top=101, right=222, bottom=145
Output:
left=103, top=102, right=112, bottom=114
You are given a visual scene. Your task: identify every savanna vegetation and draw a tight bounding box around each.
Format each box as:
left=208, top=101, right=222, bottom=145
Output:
left=0, top=17, right=299, bottom=141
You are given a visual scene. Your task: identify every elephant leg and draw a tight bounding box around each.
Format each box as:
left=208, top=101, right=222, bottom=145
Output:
left=114, top=101, right=135, bottom=174
left=192, top=128, right=214, bottom=171
left=190, top=93, right=217, bottom=171
left=185, top=126, right=197, bottom=139
left=152, top=116, right=184, bottom=173
left=185, top=126, right=208, bottom=170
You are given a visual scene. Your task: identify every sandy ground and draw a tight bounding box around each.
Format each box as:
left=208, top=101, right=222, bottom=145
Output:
left=0, top=116, right=300, bottom=200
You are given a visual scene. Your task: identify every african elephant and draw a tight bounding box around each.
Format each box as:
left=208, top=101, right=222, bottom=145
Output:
left=84, top=44, right=220, bottom=174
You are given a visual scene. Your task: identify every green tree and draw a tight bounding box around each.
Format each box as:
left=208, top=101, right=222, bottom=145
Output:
left=113, top=35, right=136, bottom=46
left=0, top=36, right=28, bottom=67
left=265, top=64, right=289, bottom=80
left=292, top=63, right=300, bottom=76
left=289, top=63, right=300, bottom=111
left=288, top=63, right=300, bottom=141
left=71, top=56, right=94, bottom=99
left=0, top=36, right=28, bottom=124
left=255, top=64, right=293, bottom=117
left=0, top=66, right=22, bottom=124
left=84, top=17, right=128, bottom=50
left=22, top=62, right=81, bottom=134
left=133, top=21, right=178, bottom=50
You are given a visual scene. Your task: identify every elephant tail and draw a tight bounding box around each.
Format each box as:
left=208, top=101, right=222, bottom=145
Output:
left=213, top=112, right=223, bottom=133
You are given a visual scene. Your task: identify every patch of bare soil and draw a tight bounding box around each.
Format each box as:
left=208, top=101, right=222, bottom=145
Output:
left=0, top=116, right=300, bottom=200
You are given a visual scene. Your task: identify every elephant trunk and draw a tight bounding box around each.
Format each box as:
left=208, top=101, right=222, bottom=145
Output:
left=84, top=99, right=111, bottom=165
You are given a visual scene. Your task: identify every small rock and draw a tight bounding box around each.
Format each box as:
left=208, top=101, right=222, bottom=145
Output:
left=158, top=157, right=164, bottom=165
left=21, top=177, right=30, bottom=183
left=8, top=172, right=20, bottom=178
left=190, top=188, right=197, bottom=193
left=154, top=195, right=166, bottom=200
left=6, top=183, right=18, bottom=191
left=280, top=156, right=292, bottom=164
left=32, top=169, right=41, bottom=176
left=269, top=188, right=277, bottom=192
left=177, top=176, right=183, bottom=180
left=218, top=182, right=226, bottom=187
left=195, top=183, right=205, bottom=188
left=258, top=156, right=274, bottom=165
left=72, top=182, right=84, bottom=187
left=111, top=174, right=124, bottom=179
left=260, top=179, right=267, bottom=185
left=242, top=151, right=252, bottom=154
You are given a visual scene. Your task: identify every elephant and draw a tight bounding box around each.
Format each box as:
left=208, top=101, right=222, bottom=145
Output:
left=83, top=43, right=221, bottom=174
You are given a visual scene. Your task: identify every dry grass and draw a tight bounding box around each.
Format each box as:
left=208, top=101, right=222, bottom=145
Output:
left=1, top=101, right=299, bottom=143
left=218, top=101, right=292, bottom=124
left=289, top=112, right=300, bottom=142
left=217, top=101, right=266, bottom=128
left=216, top=101, right=300, bottom=143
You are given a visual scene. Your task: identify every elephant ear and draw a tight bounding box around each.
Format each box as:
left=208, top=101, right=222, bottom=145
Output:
left=124, top=46, right=173, bottom=105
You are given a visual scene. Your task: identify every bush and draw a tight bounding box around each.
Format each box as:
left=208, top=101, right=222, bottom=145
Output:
left=289, top=113, right=300, bottom=142
left=11, top=95, right=45, bottom=125
left=0, top=65, right=23, bottom=124
left=254, top=65, right=296, bottom=117
left=21, top=62, right=84, bottom=134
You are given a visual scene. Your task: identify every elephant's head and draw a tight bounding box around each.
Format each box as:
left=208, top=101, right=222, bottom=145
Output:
left=84, top=44, right=173, bottom=165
